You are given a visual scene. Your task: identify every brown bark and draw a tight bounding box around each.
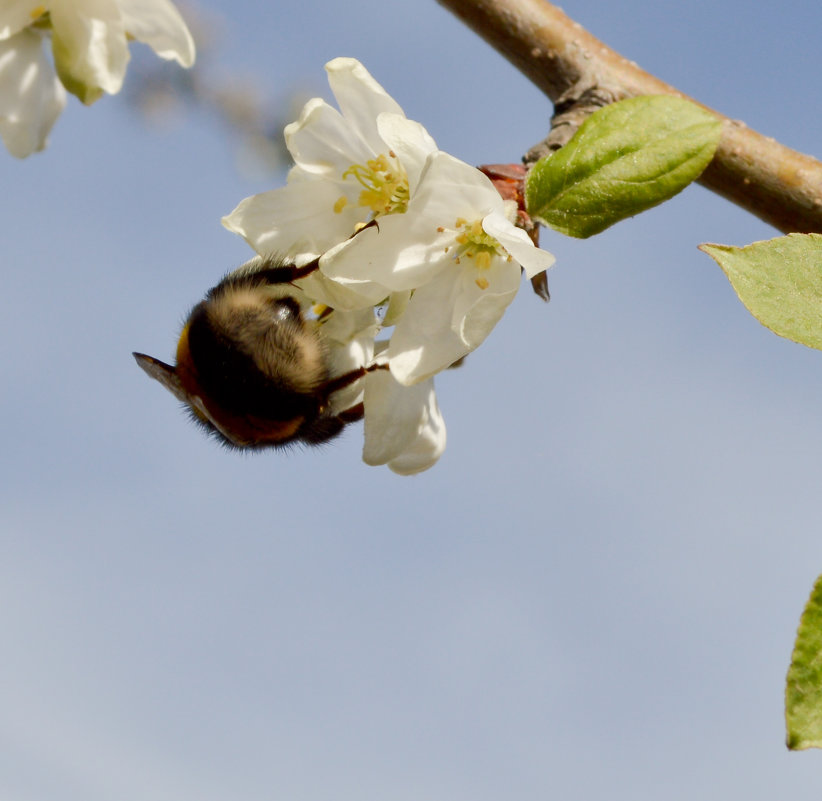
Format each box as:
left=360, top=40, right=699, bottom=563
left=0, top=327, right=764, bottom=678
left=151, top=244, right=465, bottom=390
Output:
left=438, top=0, right=822, bottom=234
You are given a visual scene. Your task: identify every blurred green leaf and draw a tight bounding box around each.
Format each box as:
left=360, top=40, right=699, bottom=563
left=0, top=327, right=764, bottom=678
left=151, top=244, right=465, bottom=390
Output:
left=700, top=234, right=822, bottom=350
left=525, top=96, right=722, bottom=238
left=786, top=574, right=822, bottom=749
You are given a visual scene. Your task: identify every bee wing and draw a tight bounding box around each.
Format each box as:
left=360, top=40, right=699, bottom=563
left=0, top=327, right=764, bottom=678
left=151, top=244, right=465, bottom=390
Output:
left=132, top=352, right=189, bottom=403
left=133, top=352, right=249, bottom=447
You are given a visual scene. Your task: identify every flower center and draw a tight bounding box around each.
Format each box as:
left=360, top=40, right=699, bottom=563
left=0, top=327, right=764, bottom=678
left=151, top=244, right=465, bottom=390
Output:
left=452, top=217, right=507, bottom=290
left=338, top=153, right=409, bottom=219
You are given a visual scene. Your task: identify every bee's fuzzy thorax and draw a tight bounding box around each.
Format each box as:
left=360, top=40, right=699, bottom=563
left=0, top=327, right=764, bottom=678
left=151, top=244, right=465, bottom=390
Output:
left=206, top=285, right=328, bottom=395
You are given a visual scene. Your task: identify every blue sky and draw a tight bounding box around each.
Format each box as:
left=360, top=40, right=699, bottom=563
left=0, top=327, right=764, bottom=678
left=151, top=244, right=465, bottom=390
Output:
left=3, top=0, right=822, bottom=799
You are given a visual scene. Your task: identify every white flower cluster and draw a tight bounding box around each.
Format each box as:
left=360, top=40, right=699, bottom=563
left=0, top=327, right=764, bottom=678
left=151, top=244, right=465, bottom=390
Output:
left=223, top=58, right=555, bottom=474
left=0, top=0, right=195, bottom=158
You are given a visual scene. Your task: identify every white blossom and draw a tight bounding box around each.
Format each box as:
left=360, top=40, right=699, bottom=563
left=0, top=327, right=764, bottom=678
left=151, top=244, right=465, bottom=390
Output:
left=362, top=346, right=446, bottom=475
left=321, top=150, right=556, bottom=385
left=316, top=308, right=445, bottom=474
left=222, top=56, right=437, bottom=304
left=0, top=28, right=65, bottom=157
left=0, top=0, right=194, bottom=157
left=222, top=57, right=554, bottom=472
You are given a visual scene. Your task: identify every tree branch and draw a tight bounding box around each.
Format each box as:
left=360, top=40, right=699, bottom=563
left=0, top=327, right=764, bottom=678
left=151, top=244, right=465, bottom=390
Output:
left=438, top=0, right=822, bottom=234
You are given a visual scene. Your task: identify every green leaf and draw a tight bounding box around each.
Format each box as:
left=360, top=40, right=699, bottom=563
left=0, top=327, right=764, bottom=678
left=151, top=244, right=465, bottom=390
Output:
left=786, top=574, right=822, bottom=749
left=700, top=234, right=822, bottom=351
left=524, top=96, right=722, bottom=238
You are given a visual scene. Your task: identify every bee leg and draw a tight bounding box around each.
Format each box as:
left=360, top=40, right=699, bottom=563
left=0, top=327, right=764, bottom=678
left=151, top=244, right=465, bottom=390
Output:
left=324, top=366, right=369, bottom=395
left=337, top=402, right=364, bottom=423
left=301, top=416, right=348, bottom=445
left=251, top=256, right=321, bottom=286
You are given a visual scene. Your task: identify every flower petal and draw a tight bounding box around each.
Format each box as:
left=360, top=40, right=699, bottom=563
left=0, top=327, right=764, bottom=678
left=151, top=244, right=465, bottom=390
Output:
left=387, top=393, right=446, bottom=475
left=117, top=0, right=195, bottom=67
left=222, top=179, right=361, bottom=262
left=376, top=111, right=436, bottom=191
left=285, top=97, right=374, bottom=177
left=50, top=0, right=129, bottom=100
left=296, top=269, right=389, bottom=311
left=0, top=1, right=44, bottom=41
left=451, top=258, right=520, bottom=347
left=320, top=211, right=453, bottom=292
left=325, top=57, right=404, bottom=155
left=321, top=306, right=379, bottom=347
left=482, top=211, right=556, bottom=278
left=388, top=256, right=521, bottom=384
left=412, top=150, right=504, bottom=222
left=0, top=29, right=66, bottom=158
left=388, top=270, right=472, bottom=385
left=381, top=289, right=411, bottom=327
left=363, top=368, right=445, bottom=474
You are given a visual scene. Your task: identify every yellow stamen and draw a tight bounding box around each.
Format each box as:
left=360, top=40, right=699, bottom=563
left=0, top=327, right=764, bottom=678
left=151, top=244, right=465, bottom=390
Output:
left=333, top=196, right=348, bottom=214
left=450, top=216, right=505, bottom=291
left=475, top=251, right=492, bottom=270
left=30, top=5, right=46, bottom=19
left=341, top=153, right=409, bottom=219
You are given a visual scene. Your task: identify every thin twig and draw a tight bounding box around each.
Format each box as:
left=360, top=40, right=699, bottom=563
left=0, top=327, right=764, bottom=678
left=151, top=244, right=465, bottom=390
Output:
left=437, top=0, right=822, bottom=234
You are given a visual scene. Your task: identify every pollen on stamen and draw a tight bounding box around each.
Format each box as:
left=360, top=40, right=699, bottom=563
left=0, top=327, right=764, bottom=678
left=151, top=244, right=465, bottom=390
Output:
left=333, top=196, right=348, bottom=214
left=341, top=154, right=409, bottom=218
left=452, top=215, right=504, bottom=274
left=475, top=277, right=490, bottom=290
left=30, top=5, right=47, bottom=19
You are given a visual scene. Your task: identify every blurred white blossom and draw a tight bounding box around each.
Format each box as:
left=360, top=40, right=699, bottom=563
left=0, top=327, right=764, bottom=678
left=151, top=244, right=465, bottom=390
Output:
left=0, top=0, right=195, bottom=157
left=0, top=27, right=65, bottom=157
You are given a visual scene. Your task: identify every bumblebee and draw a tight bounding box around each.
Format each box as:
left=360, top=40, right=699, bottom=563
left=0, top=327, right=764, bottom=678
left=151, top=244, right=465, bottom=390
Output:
left=133, top=256, right=367, bottom=449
